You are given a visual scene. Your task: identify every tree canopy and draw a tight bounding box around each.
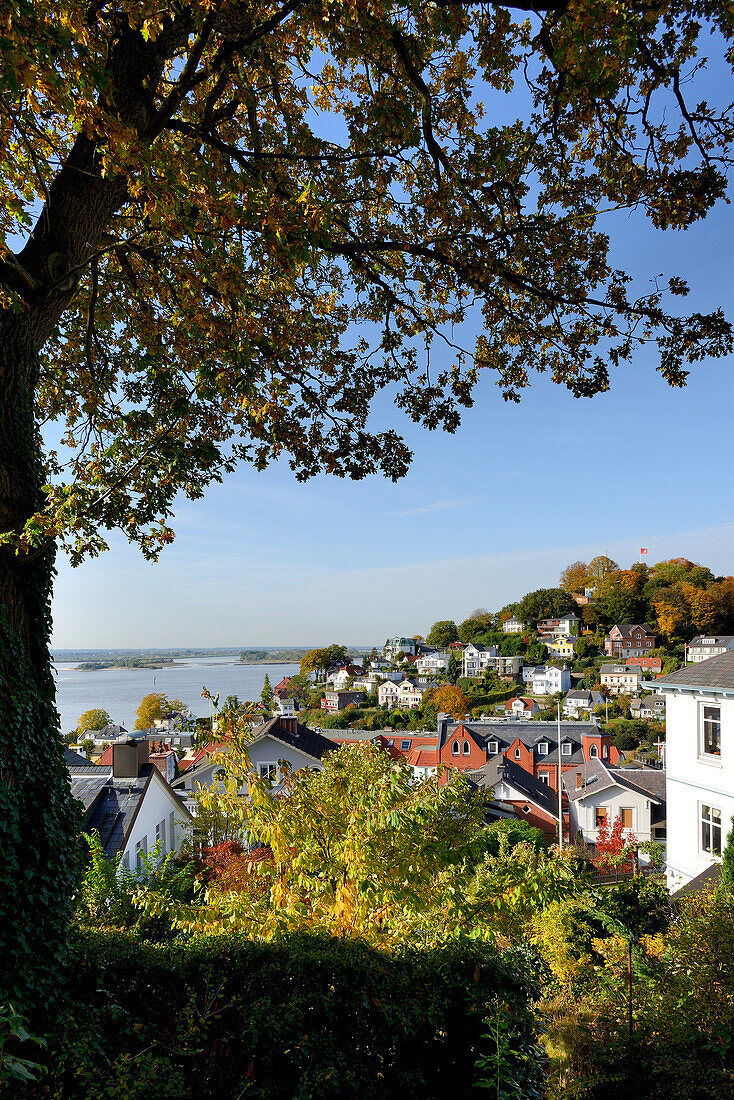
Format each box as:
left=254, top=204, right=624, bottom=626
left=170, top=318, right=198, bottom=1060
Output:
left=134, top=692, right=173, bottom=730
left=76, top=707, right=111, bottom=735
left=426, top=620, right=459, bottom=647
left=1, top=1, right=733, bottom=562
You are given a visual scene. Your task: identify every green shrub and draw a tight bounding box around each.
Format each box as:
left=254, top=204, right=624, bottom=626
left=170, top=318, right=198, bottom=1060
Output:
left=23, top=929, right=544, bottom=1100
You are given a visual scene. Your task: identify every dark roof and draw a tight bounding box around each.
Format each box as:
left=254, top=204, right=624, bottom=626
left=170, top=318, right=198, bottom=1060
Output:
left=563, top=760, right=665, bottom=805
left=655, top=648, right=734, bottom=692
left=439, top=719, right=596, bottom=765
left=670, top=862, right=722, bottom=900
left=71, top=764, right=154, bottom=857
left=252, top=717, right=338, bottom=761
left=610, top=624, right=655, bottom=638
left=469, top=756, right=560, bottom=817
left=563, top=759, right=615, bottom=801
left=68, top=771, right=112, bottom=812
left=609, top=768, right=666, bottom=802
left=64, top=747, right=97, bottom=768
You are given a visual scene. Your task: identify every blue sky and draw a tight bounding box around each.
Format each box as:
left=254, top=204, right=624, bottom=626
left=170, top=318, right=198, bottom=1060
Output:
left=51, top=63, right=734, bottom=649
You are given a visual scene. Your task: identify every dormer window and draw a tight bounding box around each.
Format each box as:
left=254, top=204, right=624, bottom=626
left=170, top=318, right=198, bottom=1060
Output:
left=452, top=740, right=460, bottom=756
left=463, top=741, right=470, bottom=755
left=562, top=742, right=572, bottom=756
left=590, top=745, right=598, bottom=758
left=537, top=742, right=548, bottom=755
left=488, top=740, right=499, bottom=754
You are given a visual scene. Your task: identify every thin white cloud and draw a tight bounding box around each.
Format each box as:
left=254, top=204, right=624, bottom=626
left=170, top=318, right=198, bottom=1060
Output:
left=390, top=497, right=478, bottom=518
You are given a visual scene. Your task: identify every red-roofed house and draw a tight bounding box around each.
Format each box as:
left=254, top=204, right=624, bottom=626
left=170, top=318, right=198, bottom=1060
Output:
left=504, top=697, right=540, bottom=719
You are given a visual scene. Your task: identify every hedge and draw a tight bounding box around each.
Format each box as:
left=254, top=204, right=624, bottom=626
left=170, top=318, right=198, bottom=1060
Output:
left=16, top=929, right=544, bottom=1100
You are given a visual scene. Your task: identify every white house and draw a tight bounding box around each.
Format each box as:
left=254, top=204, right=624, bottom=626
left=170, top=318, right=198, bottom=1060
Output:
left=415, top=648, right=450, bottom=675
left=600, top=664, right=642, bottom=696
left=397, top=679, right=431, bottom=710
left=378, top=680, right=400, bottom=708
left=172, top=717, right=338, bottom=818
left=530, top=665, right=571, bottom=696
left=504, top=697, right=540, bottom=719
left=462, top=643, right=499, bottom=678
left=68, top=741, right=192, bottom=870
left=563, top=759, right=666, bottom=847
left=686, top=636, right=734, bottom=664
left=537, top=613, right=579, bottom=638
left=563, top=689, right=603, bottom=718
left=654, top=651, right=734, bottom=889
left=383, top=637, right=417, bottom=661
left=502, top=616, right=525, bottom=634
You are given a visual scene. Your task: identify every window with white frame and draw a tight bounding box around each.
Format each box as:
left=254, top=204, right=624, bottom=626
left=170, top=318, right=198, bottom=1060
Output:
left=514, top=747, right=521, bottom=759
left=701, top=705, right=721, bottom=758
left=452, top=740, right=460, bottom=755
left=156, top=819, right=166, bottom=852
left=136, top=835, right=147, bottom=872
left=537, top=742, right=548, bottom=755
left=701, top=803, right=722, bottom=856
left=538, top=771, right=550, bottom=785
left=488, top=740, right=499, bottom=754
left=463, top=741, right=470, bottom=755
left=590, top=745, right=598, bottom=758
left=169, top=812, right=175, bottom=851
left=259, top=762, right=278, bottom=781
left=562, top=742, right=572, bottom=756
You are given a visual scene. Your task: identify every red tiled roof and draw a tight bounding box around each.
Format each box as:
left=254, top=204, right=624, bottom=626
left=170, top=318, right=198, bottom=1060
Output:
left=97, top=745, right=114, bottom=766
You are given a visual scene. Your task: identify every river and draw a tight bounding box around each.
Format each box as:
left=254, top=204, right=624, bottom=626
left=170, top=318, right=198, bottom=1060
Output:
left=53, top=657, right=300, bottom=734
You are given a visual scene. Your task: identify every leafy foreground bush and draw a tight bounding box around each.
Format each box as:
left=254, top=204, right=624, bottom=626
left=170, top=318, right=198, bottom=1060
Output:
left=14, top=929, right=544, bottom=1100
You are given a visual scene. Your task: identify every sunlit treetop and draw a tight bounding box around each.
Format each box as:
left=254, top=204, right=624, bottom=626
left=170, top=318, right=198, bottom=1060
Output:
left=1, top=0, right=733, bottom=560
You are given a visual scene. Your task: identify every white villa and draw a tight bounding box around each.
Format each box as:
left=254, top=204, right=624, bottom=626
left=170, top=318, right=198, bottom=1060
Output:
left=462, top=643, right=499, bottom=678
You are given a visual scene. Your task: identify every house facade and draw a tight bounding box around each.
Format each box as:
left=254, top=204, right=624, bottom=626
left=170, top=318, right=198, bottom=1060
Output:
left=654, top=652, right=734, bottom=889
left=530, top=665, right=572, bottom=696
left=686, top=636, right=734, bottom=664
left=563, top=689, right=603, bottom=718
left=547, top=636, right=578, bottom=660
left=538, top=614, right=579, bottom=638
left=504, top=697, right=540, bottom=719
left=383, top=637, right=417, bottom=661
left=462, top=643, right=499, bottom=678
left=414, top=648, right=450, bottom=675
left=600, top=664, right=642, bottom=696
left=626, top=655, right=663, bottom=675
left=502, top=616, right=525, bottom=634
left=563, top=759, right=666, bottom=847
left=604, top=624, right=656, bottom=658
left=321, top=689, right=365, bottom=713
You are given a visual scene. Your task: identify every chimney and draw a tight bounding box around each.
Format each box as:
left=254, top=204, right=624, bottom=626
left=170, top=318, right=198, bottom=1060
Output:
left=279, top=716, right=298, bottom=735
left=113, top=738, right=149, bottom=778
left=576, top=772, right=583, bottom=789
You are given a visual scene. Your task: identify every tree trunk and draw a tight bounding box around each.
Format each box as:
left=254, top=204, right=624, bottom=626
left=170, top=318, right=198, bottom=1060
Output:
left=0, top=312, right=82, bottom=1012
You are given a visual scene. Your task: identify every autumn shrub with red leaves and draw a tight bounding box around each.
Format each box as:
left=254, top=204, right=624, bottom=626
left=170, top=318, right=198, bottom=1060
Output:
left=202, top=841, right=274, bottom=897
left=595, top=816, right=637, bottom=871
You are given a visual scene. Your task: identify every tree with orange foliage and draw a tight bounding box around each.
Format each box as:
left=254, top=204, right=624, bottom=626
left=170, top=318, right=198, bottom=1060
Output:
left=559, top=561, right=589, bottom=593
left=429, top=685, right=470, bottom=721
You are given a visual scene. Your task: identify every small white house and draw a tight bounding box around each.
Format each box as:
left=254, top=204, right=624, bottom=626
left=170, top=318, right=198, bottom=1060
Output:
left=415, top=649, right=450, bottom=674
left=463, top=643, right=499, bottom=678
left=378, top=680, right=400, bottom=708
left=686, top=636, right=734, bottom=664
left=68, top=740, right=192, bottom=871
left=564, top=689, right=603, bottom=718
left=530, top=665, right=571, bottom=696
left=502, top=616, right=525, bottom=634
left=563, top=759, right=666, bottom=847
left=600, top=664, right=642, bottom=696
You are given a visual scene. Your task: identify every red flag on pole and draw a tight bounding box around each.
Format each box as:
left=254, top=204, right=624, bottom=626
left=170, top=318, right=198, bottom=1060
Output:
left=640, top=547, right=648, bottom=555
